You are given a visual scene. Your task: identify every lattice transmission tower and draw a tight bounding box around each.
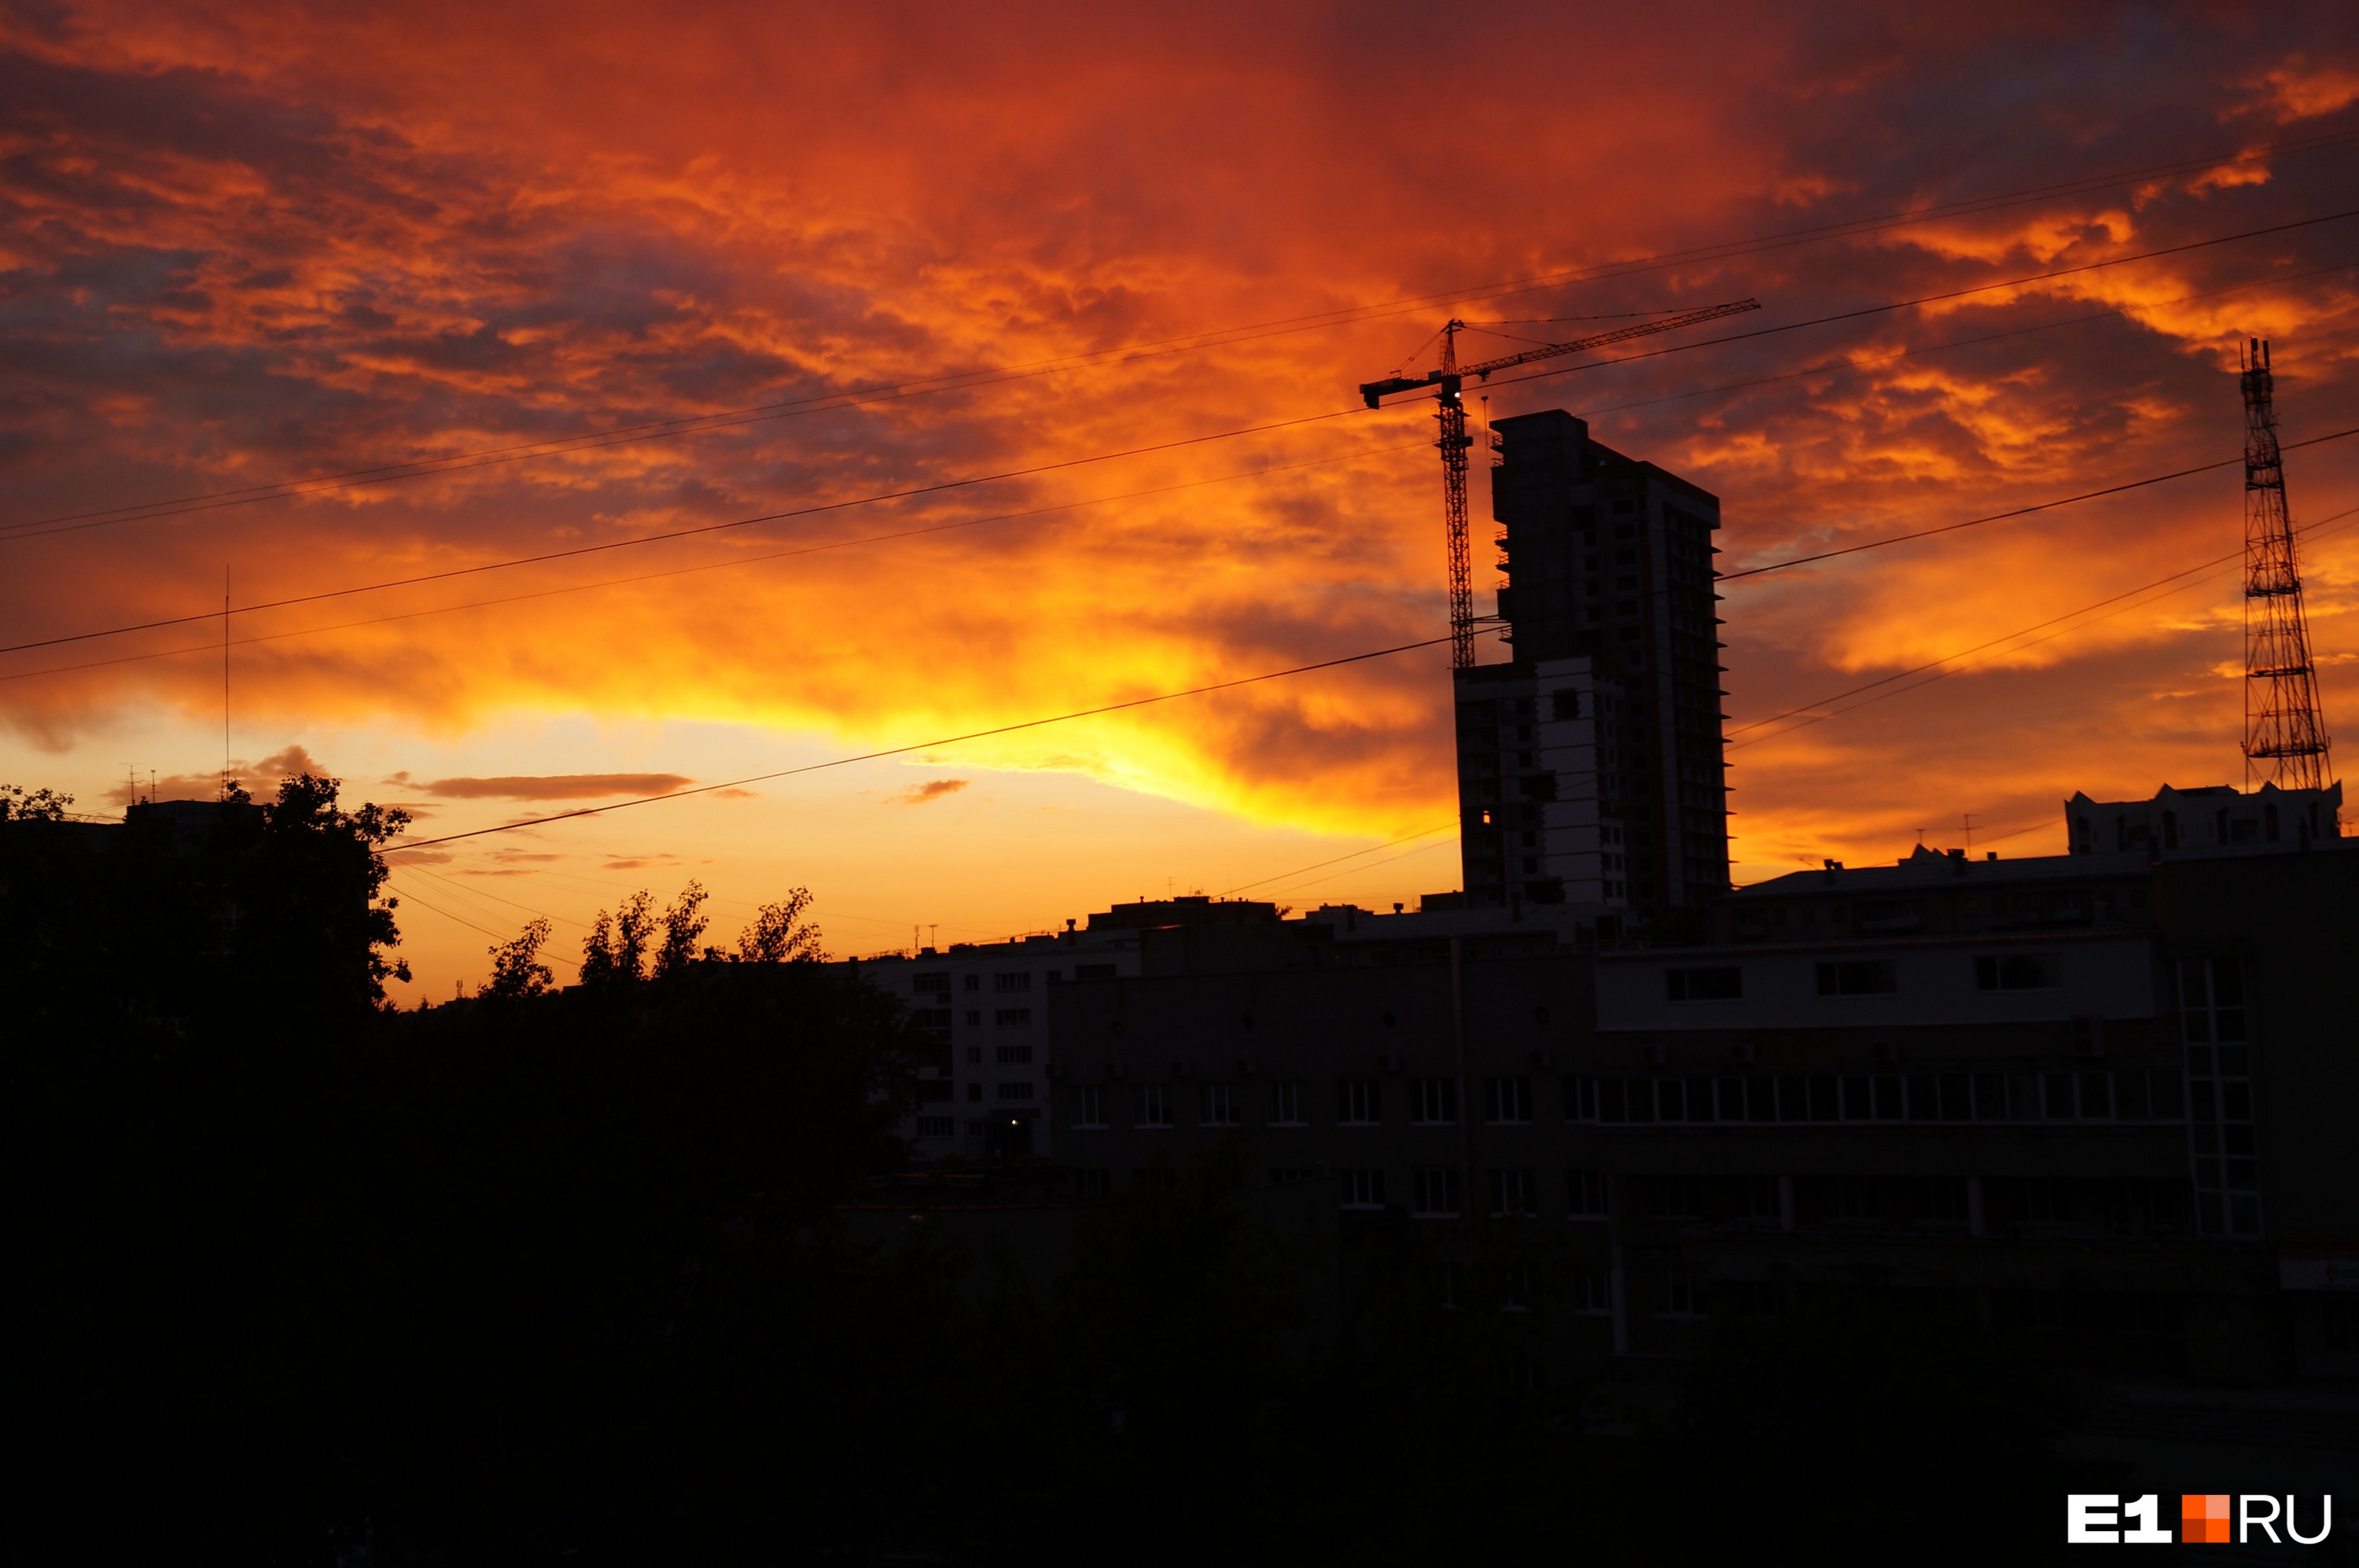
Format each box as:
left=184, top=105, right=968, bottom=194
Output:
left=2239, top=337, right=2332, bottom=791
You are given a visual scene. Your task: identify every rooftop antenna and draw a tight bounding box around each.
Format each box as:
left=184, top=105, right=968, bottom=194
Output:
left=1961, top=812, right=1978, bottom=850
left=221, top=564, right=233, bottom=797
left=2239, top=337, right=2332, bottom=791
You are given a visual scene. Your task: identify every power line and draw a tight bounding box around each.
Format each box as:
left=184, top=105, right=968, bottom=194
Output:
left=0, top=438, right=1432, bottom=683
left=1728, top=501, right=2359, bottom=752
left=17, top=204, right=2357, bottom=661
left=0, top=407, right=1379, bottom=656
left=20, top=128, right=2352, bottom=543
left=380, top=632, right=1458, bottom=853
left=384, top=876, right=511, bottom=940
left=1214, top=819, right=1460, bottom=896
left=1568, top=259, right=2359, bottom=426
left=1477, top=206, right=2359, bottom=398
left=1717, top=424, right=2359, bottom=585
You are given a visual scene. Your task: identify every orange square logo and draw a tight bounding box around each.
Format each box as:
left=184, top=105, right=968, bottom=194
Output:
left=2181, top=1494, right=2232, bottom=1544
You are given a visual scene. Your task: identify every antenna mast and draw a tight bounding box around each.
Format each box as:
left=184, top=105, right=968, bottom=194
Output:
left=2239, top=338, right=2332, bottom=790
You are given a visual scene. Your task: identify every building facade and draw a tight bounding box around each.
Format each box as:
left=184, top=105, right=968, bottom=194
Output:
left=1456, top=409, right=1730, bottom=913
left=1043, top=830, right=2359, bottom=1391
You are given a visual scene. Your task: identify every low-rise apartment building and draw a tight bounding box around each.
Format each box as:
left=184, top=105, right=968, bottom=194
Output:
left=1044, top=822, right=2359, bottom=1389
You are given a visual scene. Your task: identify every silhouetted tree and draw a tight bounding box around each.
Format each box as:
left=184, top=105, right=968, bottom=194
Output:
left=480, top=916, right=555, bottom=998
left=737, top=886, right=826, bottom=963
left=579, top=889, right=656, bottom=988
left=652, top=878, right=708, bottom=979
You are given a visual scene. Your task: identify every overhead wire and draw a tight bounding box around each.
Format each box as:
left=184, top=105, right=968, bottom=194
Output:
left=13, top=127, right=2357, bottom=543
left=1727, top=501, right=2359, bottom=753
left=13, top=202, right=2357, bottom=661
left=0, top=437, right=1433, bottom=683
left=1214, top=819, right=1462, bottom=896
left=1717, top=425, right=2359, bottom=584
left=380, top=633, right=1460, bottom=853
left=1568, top=258, right=2359, bottom=425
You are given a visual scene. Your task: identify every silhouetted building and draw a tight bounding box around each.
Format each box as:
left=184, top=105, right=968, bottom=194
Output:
left=2067, top=780, right=2342, bottom=857
left=1043, top=810, right=2359, bottom=1437
left=1456, top=410, right=1729, bottom=913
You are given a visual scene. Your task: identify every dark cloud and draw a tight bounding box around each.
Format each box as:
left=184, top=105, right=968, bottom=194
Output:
left=885, top=778, right=970, bottom=805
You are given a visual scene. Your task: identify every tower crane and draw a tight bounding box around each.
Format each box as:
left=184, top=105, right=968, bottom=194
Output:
left=1360, top=299, right=1761, bottom=668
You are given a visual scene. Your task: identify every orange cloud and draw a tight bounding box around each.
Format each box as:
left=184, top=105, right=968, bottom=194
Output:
left=418, top=773, right=694, bottom=800
left=2, top=3, right=2356, bottom=994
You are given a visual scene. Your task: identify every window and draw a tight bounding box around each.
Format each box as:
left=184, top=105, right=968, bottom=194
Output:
left=1820, top=1176, right=1875, bottom=1224
left=1551, top=689, right=1580, bottom=720
left=1138, top=1085, right=1171, bottom=1127
left=995, top=1044, right=1032, bottom=1064
left=966, top=1083, right=981, bottom=1102
left=1657, top=1275, right=1706, bottom=1319
left=2004, top=1177, right=2070, bottom=1225
left=1072, top=1168, right=1112, bottom=1201
left=1732, top=1174, right=1780, bottom=1222
left=2181, top=956, right=2261, bottom=1237
left=914, top=972, right=951, bottom=996
left=966, top=1045, right=982, bottom=1064
left=1566, top=1169, right=1607, bottom=1219
left=1075, top=963, right=1116, bottom=980
left=1488, top=1168, right=1537, bottom=1217
left=1975, top=952, right=2063, bottom=990
left=1816, top=959, right=1897, bottom=996
left=1722, top=1279, right=1781, bottom=1320
left=1913, top=1176, right=1968, bottom=1225
left=915, top=1115, right=955, bottom=1138
left=994, top=1008, right=1032, bottom=1027
left=1201, top=1083, right=1238, bottom=1126
left=995, top=1082, right=1034, bottom=1102
left=1341, top=1169, right=1386, bottom=1209
left=1649, top=1176, right=1702, bottom=1220
left=1074, top=1086, right=1106, bottom=1128
left=1410, top=1078, right=1458, bottom=1124
left=1268, top=1080, right=1305, bottom=1125
left=1412, top=1168, right=1461, bottom=1218
left=993, top=972, right=1031, bottom=992
left=1267, top=1166, right=1316, bottom=1186
left=965, top=1010, right=982, bottom=1027
left=1570, top=1267, right=1611, bottom=1315
left=1338, top=1078, right=1381, bottom=1125
left=1666, top=966, right=1743, bottom=1001
left=1565, top=1077, right=1598, bottom=1121
left=912, top=1007, right=953, bottom=1029
left=963, top=974, right=981, bottom=992
left=1486, top=1077, right=1533, bottom=1124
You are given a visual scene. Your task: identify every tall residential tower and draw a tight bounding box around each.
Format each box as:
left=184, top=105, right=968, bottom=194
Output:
left=1452, top=410, right=1731, bottom=915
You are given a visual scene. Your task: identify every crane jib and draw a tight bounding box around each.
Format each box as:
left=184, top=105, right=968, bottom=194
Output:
left=1355, top=295, right=1761, bottom=671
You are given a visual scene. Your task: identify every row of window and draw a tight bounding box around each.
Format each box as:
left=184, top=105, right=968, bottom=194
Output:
left=1070, top=1069, right=2189, bottom=1129
left=1296, top=1169, right=2188, bottom=1235
left=1665, top=952, right=2066, bottom=1001
left=1570, top=1069, right=2187, bottom=1125
left=915, top=971, right=1036, bottom=994
left=1320, top=1166, right=2188, bottom=1235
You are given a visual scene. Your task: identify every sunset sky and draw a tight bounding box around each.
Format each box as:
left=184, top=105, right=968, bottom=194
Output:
left=4, top=2, right=2357, bottom=997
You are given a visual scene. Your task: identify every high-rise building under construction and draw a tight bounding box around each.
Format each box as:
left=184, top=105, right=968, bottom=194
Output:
left=1452, top=410, right=1730, bottom=915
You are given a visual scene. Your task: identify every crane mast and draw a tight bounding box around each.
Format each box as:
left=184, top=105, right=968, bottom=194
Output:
left=1360, top=298, right=1760, bottom=668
